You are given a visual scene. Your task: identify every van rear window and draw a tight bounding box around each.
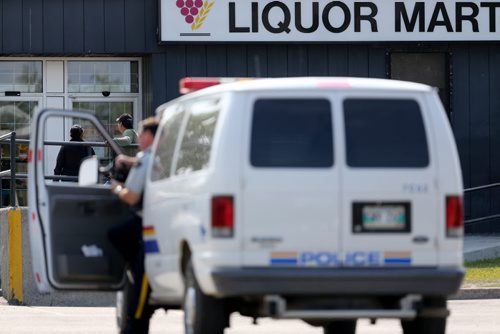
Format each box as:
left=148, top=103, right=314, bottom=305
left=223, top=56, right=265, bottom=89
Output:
left=251, top=99, right=333, bottom=167
left=344, top=99, right=429, bottom=168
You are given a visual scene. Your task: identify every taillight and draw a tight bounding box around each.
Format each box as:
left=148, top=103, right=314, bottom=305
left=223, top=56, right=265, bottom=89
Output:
left=446, top=196, right=463, bottom=237
left=211, top=196, right=234, bottom=238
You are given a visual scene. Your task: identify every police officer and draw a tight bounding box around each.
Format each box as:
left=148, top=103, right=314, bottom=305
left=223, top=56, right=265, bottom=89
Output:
left=108, top=117, right=159, bottom=334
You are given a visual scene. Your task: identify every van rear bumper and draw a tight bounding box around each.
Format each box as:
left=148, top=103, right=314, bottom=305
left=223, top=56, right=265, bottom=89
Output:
left=210, top=267, right=464, bottom=297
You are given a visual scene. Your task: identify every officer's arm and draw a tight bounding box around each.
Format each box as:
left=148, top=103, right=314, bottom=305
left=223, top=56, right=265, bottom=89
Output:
left=111, top=181, right=141, bottom=206
left=118, top=188, right=141, bottom=206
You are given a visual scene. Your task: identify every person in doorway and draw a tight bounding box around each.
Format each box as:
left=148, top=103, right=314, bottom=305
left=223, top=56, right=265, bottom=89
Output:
left=114, top=113, right=138, bottom=157
left=108, top=117, right=159, bottom=334
left=54, top=124, right=95, bottom=179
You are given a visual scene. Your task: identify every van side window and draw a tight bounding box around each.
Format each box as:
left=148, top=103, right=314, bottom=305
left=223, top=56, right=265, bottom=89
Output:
left=175, top=98, right=220, bottom=175
left=344, top=99, right=429, bottom=168
left=151, top=106, right=186, bottom=181
left=251, top=99, right=333, bottom=168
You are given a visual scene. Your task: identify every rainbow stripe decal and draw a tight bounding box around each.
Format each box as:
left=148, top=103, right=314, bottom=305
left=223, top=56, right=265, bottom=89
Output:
left=270, top=252, right=298, bottom=265
left=383, top=251, right=411, bottom=265
left=143, top=226, right=159, bottom=254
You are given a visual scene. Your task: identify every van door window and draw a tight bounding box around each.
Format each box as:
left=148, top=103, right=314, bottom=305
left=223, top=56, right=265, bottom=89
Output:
left=151, top=105, right=186, bottom=181
left=175, top=98, right=221, bottom=175
left=43, top=114, right=113, bottom=183
left=344, top=99, right=429, bottom=168
left=251, top=99, right=333, bottom=168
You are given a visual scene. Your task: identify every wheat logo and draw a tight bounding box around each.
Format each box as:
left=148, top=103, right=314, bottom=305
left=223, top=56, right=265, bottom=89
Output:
left=176, top=0, right=215, bottom=32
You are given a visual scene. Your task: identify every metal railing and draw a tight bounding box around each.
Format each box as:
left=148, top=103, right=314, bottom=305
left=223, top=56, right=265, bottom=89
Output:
left=463, top=183, right=500, bottom=225
left=0, top=134, right=138, bottom=207
left=0, top=132, right=29, bottom=207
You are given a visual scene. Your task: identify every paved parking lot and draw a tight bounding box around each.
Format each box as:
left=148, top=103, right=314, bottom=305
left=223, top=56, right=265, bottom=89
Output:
left=1, top=298, right=500, bottom=333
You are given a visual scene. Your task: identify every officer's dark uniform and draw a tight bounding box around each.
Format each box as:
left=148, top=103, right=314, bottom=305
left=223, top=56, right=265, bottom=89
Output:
left=108, top=148, right=153, bottom=334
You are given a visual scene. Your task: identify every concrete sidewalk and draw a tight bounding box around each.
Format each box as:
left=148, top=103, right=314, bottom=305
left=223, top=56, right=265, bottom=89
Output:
left=452, top=234, right=500, bottom=300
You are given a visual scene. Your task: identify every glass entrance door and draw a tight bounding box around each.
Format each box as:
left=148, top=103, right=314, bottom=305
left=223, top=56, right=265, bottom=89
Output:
left=67, top=60, right=141, bottom=160
left=0, top=58, right=142, bottom=207
left=70, top=98, right=138, bottom=162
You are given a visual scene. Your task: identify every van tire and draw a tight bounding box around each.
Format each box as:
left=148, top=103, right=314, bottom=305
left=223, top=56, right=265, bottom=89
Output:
left=183, top=260, right=228, bottom=334
left=401, top=317, right=446, bottom=334
left=401, top=297, right=447, bottom=334
left=323, top=320, right=357, bottom=334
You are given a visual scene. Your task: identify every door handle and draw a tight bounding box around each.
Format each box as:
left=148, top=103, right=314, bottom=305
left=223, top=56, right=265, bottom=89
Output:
left=413, top=236, right=429, bottom=244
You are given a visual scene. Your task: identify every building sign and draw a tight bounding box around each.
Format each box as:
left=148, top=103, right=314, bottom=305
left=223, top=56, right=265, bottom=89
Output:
left=160, top=0, right=500, bottom=42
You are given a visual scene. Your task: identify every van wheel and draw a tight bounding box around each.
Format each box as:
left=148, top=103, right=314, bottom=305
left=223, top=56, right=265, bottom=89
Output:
left=401, top=297, right=447, bottom=334
left=323, top=320, right=357, bottom=334
left=183, top=260, right=229, bottom=334
left=401, top=317, right=446, bottom=334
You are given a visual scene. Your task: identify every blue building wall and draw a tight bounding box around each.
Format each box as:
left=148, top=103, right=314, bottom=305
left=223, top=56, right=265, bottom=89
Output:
left=0, top=0, right=497, bottom=232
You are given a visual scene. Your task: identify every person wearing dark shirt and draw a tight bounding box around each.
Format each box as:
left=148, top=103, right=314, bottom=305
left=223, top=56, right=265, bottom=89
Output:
left=54, top=125, right=95, bottom=178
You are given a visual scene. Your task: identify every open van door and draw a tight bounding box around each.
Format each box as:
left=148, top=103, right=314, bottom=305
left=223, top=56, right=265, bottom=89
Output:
left=28, top=109, right=129, bottom=291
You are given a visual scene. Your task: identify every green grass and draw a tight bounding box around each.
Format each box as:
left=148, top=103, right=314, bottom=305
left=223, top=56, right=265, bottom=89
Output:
left=463, top=258, right=500, bottom=288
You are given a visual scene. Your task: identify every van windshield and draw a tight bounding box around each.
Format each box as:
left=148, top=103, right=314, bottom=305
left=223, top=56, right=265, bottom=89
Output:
left=344, top=98, right=429, bottom=168
left=251, top=98, right=333, bottom=168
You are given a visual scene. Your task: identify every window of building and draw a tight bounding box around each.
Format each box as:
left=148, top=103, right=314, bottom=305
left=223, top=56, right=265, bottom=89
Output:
left=68, top=61, right=139, bottom=93
left=0, top=60, right=43, bottom=139
left=251, top=99, right=333, bottom=168
left=0, top=101, right=38, bottom=137
left=0, top=61, right=42, bottom=93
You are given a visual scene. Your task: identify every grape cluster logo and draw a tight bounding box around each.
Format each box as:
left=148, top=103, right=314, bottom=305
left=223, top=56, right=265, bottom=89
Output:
left=176, top=0, right=215, bottom=31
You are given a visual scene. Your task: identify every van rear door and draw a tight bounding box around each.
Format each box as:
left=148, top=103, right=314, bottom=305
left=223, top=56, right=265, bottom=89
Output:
left=241, top=95, right=341, bottom=267
left=338, top=95, right=439, bottom=267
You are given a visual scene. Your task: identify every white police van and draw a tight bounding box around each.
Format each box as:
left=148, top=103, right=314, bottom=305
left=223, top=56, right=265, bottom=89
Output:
left=29, top=77, right=464, bottom=334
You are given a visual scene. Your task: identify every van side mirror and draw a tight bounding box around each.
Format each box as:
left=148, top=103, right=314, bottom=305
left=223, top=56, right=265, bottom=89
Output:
left=78, top=156, right=99, bottom=186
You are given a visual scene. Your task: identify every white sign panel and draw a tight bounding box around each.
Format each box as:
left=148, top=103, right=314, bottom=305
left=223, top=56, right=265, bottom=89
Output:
left=160, top=0, right=500, bottom=42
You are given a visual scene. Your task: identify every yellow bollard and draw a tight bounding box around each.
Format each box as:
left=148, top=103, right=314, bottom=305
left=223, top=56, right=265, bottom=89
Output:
left=8, top=207, right=23, bottom=304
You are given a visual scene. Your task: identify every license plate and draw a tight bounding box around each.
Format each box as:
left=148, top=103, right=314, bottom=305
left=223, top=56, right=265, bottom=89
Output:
left=353, top=202, right=411, bottom=233
left=362, top=205, right=406, bottom=230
